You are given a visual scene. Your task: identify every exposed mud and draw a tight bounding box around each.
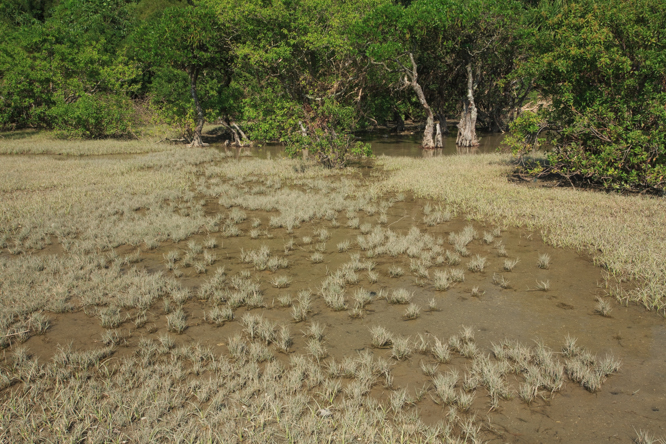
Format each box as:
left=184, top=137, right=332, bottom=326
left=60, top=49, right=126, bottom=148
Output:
left=11, top=192, right=666, bottom=442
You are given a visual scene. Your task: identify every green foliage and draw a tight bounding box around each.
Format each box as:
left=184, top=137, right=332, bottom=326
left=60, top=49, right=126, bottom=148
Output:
left=48, top=94, right=136, bottom=138
left=0, top=0, right=140, bottom=136
left=0, top=0, right=663, bottom=186
left=230, top=0, right=387, bottom=141
left=0, top=0, right=59, bottom=25
left=504, top=110, right=547, bottom=156
left=514, top=0, right=666, bottom=191
left=132, top=4, right=232, bottom=139
left=286, top=131, right=372, bottom=169
left=363, top=0, right=528, bottom=131
left=146, top=67, right=196, bottom=137
left=136, top=6, right=230, bottom=73
left=285, top=98, right=372, bottom=167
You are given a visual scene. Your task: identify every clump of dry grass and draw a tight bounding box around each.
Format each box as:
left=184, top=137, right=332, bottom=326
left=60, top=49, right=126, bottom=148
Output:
left=369, top=325, right=393, bottom=348
left=445, top=250, right=461, bottom=265
left=99, top=306, right=123, bottom=329
left=166, top=308, right=187, bottom=334
left=388, top=265, right=404, bottom=277
left=277, top=294, right=292, bottom=307
left=595, top=298, right=613, bottom=317
left=276, top=325, right=293, bottom=353
left=535, top=279, right=550, bottom=291
left=391, top=336, right=412, bottom=360
left=303, top=322, right=325, bottom=341
left=470, top=286, right=485, bottom=297
left=537, top=253, right=551, bottom=269
left=403, top=303, right=421, bottom=320
left=386, top=288, right=413, bottom=304
left=291, top=290, right=312, bottom=322
left=503, top=258, right=519, bottom=271
left=492, top=273, right=511, bottom=289
left=449, top=268, right=465, bottom=282
left=634, top=430, right=666, bottom=444
left=271, top=275, right=291, bottom=288
left=203, top=306, right=233, bottom=325
left=337, top=240, right=350, bottom=252
left=433, top=270, right=451, bottom=291
left=467, top=255, right=487, bottom=272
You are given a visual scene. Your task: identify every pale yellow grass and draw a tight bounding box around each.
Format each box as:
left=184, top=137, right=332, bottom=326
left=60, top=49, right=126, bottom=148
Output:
left=0, top=130, right=172, bottom=156
left=0, top=149, right=221, bottom=249
left=374, top=154, right=666, bottom=310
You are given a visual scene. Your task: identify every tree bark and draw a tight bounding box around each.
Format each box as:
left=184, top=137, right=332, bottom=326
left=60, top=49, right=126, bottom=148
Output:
left=406, top=53, right=435, bottom=149
left=435, top=122, right=443, bottom=148
left=456, top=63, right=479, bottom=147
left=233, top=123, right=251, bottom=146
left=437, top=111, right=448, bottom=134
left=189, top=69, right=205, bottom=147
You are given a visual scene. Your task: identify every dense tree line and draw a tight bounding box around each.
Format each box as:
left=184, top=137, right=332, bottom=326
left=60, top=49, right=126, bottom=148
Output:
left=1, top=0, right=664, bottom=190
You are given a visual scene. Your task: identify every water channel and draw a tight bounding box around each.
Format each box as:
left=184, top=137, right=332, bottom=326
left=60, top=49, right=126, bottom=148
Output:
left=213, top=132, right=506, bottom=159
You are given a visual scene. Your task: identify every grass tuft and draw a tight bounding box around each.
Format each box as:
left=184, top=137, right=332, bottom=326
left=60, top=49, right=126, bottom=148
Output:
left=388, top=265, right=404, bottom=277
left=369, top=325, right=393, bottom=348
left=166, top=309, right=187, bottom=334
left=492, top=273, right=511, bottom=289
left=503, top=258, right=519, bottom=271
left=387, top=288, right=413, bottom=304
left=595, top=298, right=613, bottom=317
left=391, top=336, right=412, bottom=360
left=467, top=255, right=487, bottom=272
left=537, top=253, right=551, bottom=269
left=271, top=275, right=291, bottom=288
left=403, top=303, right=421, bottom=320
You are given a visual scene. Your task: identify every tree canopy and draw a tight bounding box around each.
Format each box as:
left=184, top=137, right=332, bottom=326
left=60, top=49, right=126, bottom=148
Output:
left=0, top=0, right=664, bottom=189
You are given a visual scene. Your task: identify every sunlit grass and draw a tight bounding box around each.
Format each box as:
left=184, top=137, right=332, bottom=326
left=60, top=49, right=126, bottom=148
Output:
left=376, top=154, right=666, bottom=310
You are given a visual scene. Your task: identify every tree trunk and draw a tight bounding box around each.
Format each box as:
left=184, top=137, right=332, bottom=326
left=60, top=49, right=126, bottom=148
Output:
left=438, top=111, right=448, bottom=134
left=233, top=123, right=250, bottom=146
left=189, top=69, right=205, bottom=147
left=393, top=110, right=405, bottom=133
left=456, top=63, right=479, bottom=147
left=406, top=53, right=436, bottom=149
left=435, top=123, right=443, bottom=148
left=230, top=127, right=241, bottom=146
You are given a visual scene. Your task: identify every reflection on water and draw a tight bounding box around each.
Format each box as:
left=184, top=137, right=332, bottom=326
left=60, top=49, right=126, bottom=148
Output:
left=213, top=132, right=505, bottom=159
left=364, top=133, right=502, bottom=158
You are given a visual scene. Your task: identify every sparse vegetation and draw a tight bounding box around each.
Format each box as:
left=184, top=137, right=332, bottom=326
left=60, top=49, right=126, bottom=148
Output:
left=596, top=298, right=613, bottom=317
left=403, top=303, right=421, bottom=320
left=387, top=288, right=413, bottom=304
left=537, top=253, right=551, bottom=269
left=467, top=255, right=487, bottom=272
left=503, top=258, right=519, bottom=271
left=0, top=131, right=660, bottom=442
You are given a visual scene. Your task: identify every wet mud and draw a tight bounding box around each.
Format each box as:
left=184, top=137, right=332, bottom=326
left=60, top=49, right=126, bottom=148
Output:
left=10, top=191, right=666, bottom=442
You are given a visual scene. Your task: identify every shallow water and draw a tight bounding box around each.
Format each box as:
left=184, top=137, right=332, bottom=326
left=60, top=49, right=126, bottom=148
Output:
left=15, top=191, right=666, bottom=442
left=215, top=132, right=505, bottom=159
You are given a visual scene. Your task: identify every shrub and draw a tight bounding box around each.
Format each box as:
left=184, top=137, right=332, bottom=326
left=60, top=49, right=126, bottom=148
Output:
left=507, top=0, right=666, bottom=193
left=286, top=129, right=372, bottom=168
left=48, top=93, right=136, bottom=139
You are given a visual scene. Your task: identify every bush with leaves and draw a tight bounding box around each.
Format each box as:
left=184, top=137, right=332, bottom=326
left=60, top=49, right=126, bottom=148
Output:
left=48, top=94, right=137, bottom=139
left=286, top=129, right=372, bottom=169
left=509, top=0, right=666, bottom=192
left=285, top=101, right=371, bottom=168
